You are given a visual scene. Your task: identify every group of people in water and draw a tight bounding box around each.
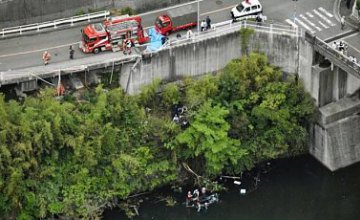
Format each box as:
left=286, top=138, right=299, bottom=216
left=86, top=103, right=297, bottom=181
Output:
left=186, top=187, right=219, bottom=212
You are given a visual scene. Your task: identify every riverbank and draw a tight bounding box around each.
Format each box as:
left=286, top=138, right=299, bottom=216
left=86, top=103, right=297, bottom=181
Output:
left=102, top=154, right=360, bottom=220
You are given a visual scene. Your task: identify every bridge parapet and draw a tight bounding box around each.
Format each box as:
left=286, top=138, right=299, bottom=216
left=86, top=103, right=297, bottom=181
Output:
left=304, top=32, right=360, bottom=79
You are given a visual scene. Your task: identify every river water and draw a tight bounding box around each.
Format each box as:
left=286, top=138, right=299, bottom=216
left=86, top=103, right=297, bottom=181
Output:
left=103, top=155, right=360, bottom=220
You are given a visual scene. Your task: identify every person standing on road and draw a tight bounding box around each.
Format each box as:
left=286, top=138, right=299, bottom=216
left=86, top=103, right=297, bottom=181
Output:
left=42, top=51, right=51, bottom=65
left=200, top=20, right=207, bottom=31
left=69, top=45, right=74, bottom=60
left=186, top=29, right=193, bottom=39
left=340, top=16, right=345, bottom=30
left=206, top=16, right=211, bottom=30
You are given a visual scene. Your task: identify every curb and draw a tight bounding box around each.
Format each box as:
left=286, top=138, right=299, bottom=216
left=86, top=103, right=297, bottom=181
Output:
left=324, top=29, right=358, bottom=42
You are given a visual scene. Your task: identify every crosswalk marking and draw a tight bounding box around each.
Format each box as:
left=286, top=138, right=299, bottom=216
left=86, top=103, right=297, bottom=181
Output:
left=295, top=17, right=314, bottom=33
left=285, top=19, right=298, bottom=29
left=319, top=7, right=333, bottom=18
left=285, top=7, right=335, bottom=33
left=306, top=12, right=314, bottom=18
left=313, top=9, right=335, bottom=26
left=299, top=14, right=322, bottom=31
left=318, top=21, right=328, bottom=29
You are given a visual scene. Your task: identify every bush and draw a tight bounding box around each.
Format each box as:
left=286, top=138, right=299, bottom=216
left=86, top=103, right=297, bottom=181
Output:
left=121, top=6, right=136, bottom=15
left=357, top=0, right=360, bottom=10
left=74, top=9, right=85, bottom=16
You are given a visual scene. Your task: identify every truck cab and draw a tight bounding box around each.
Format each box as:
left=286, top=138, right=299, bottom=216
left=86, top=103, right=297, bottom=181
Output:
left=231, top=0, right=263, bottom=20
left=155, top=15, right=172, bottom=35
left=154, top=4, right=197, bottom=36
left=80, top=23, right=109, bottom=53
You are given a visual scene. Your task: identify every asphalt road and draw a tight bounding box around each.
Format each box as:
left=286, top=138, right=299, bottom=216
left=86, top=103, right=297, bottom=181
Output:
left=0, top=0, right=356, bottom=72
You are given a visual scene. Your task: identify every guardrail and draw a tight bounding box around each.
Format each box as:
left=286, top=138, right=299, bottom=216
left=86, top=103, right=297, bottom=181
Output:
left=158, top=19, right=299, bottom=50
left=1, top=10, right=110, bottom=38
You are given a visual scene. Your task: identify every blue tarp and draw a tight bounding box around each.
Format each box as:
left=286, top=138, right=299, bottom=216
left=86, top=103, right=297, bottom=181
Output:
left=146, top=27, right=165, bottom=52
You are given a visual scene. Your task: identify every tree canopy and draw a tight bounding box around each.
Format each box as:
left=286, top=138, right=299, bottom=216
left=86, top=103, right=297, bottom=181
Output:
left=0, top=53, right=315, bottom=219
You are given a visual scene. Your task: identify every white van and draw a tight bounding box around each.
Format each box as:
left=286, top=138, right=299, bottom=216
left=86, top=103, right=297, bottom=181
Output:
left=231, top=0, right=263, bottom=20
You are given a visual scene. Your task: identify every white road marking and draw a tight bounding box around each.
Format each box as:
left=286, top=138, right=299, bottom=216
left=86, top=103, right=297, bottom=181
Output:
left=139, top=0, right=204, bottom=16
left=299, top=14, right=321, bottom=31
left=318, top=21, right=328, bottom=29
left=343, top=40, right=360, bottom=55
left=0, top=3, right=236, bottom=59
left=306, top=12, right=314, bottom=18
left=201, top=5, right=237, bottom=16
left=0, top=42, right=80, bottom=58
left=285, top=19, right=298, bottom=29
left=295, top=17, right=315, bottom=33
left=319, top=7, right=333, bottom=18
left=313, top=9, right=335, bottom=26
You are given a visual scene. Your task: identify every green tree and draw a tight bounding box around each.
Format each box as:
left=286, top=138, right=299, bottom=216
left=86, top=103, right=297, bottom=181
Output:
left=176, top=100, right=247, bottom=175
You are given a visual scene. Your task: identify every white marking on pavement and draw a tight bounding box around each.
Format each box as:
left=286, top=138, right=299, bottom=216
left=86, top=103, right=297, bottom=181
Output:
left=318, top=21, right=328, bottom=29
left=306, top=12, right=314, bottom=18
left=295, top=18, right=314, bottom=33
left=343, top=40, right=360, bottom=55
left=201, top=5, right=237, bottom=16
left=285, top=19, right=298, bottom=29
left=0, top=42, right=80, bottom=58
left=0, top=3, right=236, bottom=59
left=299, top=14, right=321, bottom=31
left=313, top=9, right=335, bottom=26
left=139, top=0, right=204, bottom=16
left=319, top=7, right=333, bottom=18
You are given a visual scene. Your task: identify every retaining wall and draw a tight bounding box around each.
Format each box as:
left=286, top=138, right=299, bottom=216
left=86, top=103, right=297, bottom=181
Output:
left=124, top=29, right=299, bottom=94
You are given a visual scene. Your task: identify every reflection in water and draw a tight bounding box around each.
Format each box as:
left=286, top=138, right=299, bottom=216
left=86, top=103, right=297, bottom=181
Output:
left=103, top=155, right=360, bottom=220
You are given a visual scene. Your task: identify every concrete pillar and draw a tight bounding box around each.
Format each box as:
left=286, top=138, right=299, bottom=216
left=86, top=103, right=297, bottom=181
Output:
left=332, top=66, right=339, bottom=102
left=318, top=66, right=333, bottom=107
left=338, top=67, right=347, bottom=99
left=311, top=65, right=334, bottom=107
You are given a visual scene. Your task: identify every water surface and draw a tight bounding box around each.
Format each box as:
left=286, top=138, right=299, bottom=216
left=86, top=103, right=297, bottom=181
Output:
left=103, top=155, right=360, bottom=220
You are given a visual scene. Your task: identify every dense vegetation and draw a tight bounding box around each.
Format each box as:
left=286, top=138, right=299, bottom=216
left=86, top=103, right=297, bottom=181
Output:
left=0, top=53, right=315, bottom=219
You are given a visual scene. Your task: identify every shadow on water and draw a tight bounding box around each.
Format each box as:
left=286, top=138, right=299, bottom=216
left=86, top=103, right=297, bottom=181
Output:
left=102, top=154, right=360, bottom=220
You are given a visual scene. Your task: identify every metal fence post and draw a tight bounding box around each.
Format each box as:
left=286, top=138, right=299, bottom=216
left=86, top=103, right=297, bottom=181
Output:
left=1, top=29, right=4, bottom=38
left=88, top=14, right=91, bottom=22
left=71, top=17, right=74, bottom=26
left=37, top=23, right=40, bottom=32
left=54, top=21, right=57, bottom=29
left=19, top=26, right=22, bottom=35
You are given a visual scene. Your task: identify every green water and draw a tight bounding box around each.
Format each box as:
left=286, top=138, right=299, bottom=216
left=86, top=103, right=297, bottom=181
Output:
left=103, top=155, right=360, bottom=220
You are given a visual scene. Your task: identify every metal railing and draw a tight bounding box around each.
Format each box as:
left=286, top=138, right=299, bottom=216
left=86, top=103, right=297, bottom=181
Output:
left=306, top=32, right=360, bottom=77
left=1, top=10, right=110, bottom=38
left=157, top=19, right=299, bottom=50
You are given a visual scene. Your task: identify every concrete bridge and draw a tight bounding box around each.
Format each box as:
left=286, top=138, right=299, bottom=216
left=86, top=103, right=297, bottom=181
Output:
left=1, top=20, right=359, bottom=171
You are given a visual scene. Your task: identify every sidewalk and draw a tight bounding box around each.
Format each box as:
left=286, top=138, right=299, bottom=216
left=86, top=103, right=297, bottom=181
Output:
left=339, top=0, right=359, bottom=28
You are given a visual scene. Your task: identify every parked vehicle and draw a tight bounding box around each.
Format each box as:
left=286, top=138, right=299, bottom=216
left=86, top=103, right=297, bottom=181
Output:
left=155, top=4, right=197, bottom=36
left=80, top=15, right=149, bottom=54
left=231, top=0, right=263, bottom=20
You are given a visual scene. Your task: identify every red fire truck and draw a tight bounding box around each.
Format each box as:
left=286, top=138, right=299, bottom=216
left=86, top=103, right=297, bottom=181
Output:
left=80, top=15, right=149, bottom=54
left=155, top=4, right=197, bottom=36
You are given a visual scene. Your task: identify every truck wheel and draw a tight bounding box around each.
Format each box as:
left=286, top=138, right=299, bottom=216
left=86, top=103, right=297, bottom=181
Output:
left=93, top=48, right=100, bottom=54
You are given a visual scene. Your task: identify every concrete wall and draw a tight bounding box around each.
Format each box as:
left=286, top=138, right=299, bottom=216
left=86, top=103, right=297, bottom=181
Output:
left=311, top=113, right=360, bottom=171
left=298, top=37, right=315, bottom=98
left=123, top=30, right=299, bottom=94
left=0, top=0, right=192, bottom=28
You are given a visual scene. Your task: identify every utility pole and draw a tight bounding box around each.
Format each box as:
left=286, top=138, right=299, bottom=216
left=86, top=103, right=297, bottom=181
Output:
left=197, top=0, right=200, bottom=33
left=293, top=0, right=298, bottom=24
